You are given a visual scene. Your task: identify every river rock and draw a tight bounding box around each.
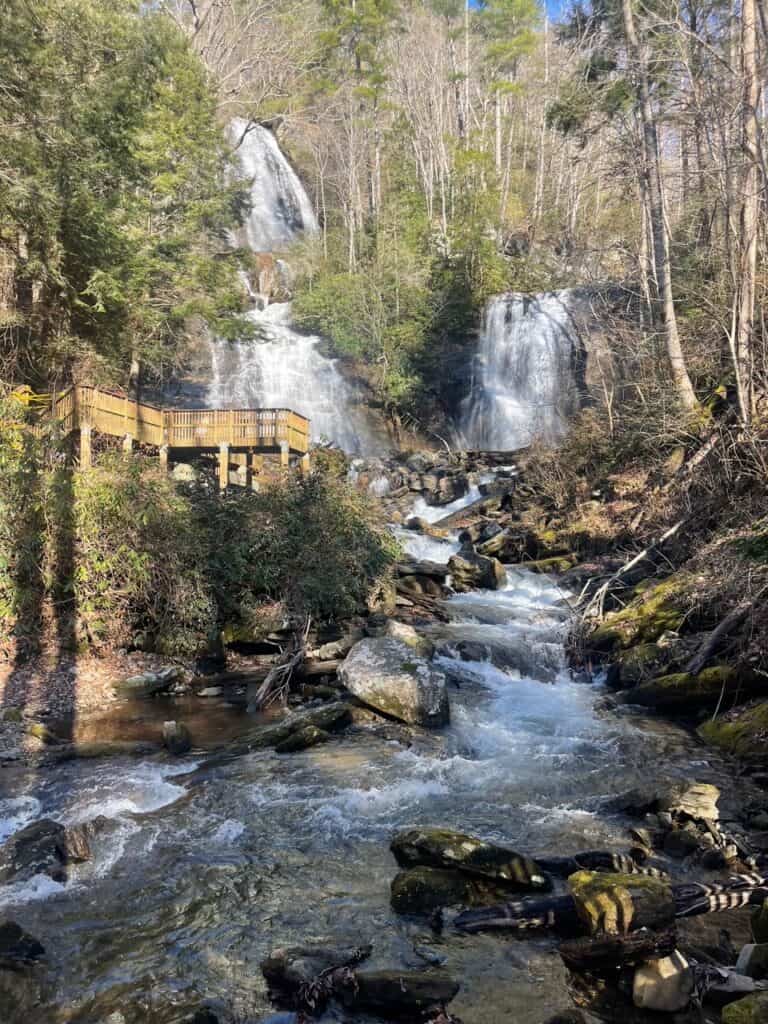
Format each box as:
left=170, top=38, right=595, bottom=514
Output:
left=391, top=827, right=550, bottom=890
left=625, top=665, right=759, bottom=713
left=632, top=951, right=693, bottom=1012
left=338, top=638, right=449, bottom=727
left=611, top=780, right=720, bottom=822
left=274, top=725, right=329, bottom=754
left=569, top=871, right=675, bottom=935
left=0, top=818, right=68, bottom=883
left=448, top=552, right=506, bottom=592
left=113, top=666, right=182, bottom=698
left=162, top=721, right=192, bottom=755
left=243, top=702, right=352, bottom=753
left=390, top=866, right=518, bottom=914
left=663, top=827, right=702, bottom=859
left=0, top=921, right=45, bottom=969
left=737, top=945, right=768, bottom=980
left=262, top=942, right=373, bottom=990
left=339, top=968, right=459, bottom=1014
left=722, top=992, right=768, bottom=1024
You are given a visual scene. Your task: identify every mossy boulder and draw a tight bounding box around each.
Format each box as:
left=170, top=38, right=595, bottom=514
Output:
left=590, top=575, right=691, bottom=653
left=520, top=555, right=577, bottom=574
left=626, top=664, right=758, bottom=713
left=611, top=638, right=696, bottom=689
left=699, top=702, right=768, bottom=761
left=569, top=870, right=674, bottom=935
left=722, top=993, right=768, bottom=1024
left=390, top=866, right=516, bottom=915
left=391, top=827, right=550, bottom=890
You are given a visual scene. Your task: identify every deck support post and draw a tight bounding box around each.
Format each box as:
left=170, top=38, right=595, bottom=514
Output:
left=250, top=453, right=263, bottom=491
left=122, top=433, right=133, bottom=453
left=301, top=453, right=311, bottom=475
left=79, top=424, right=92, bottom=470
left=280, top=440, right=290, bottom=468
left=159, top=444, right=169, bottom=472
left=218, top=442, right=229, bottom=491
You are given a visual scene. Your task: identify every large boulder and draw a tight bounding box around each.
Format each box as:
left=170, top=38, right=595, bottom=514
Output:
left=338, top=638, right=449, bottom=727
left=448, top=552, right=507, bottom=592
left=589, top=575, right=692, bottom=653
left=569, top=871, right=675, bottom=935
left=391, top=826, right=549, bottom=890
left=390, top=866, right=513, bottom=915
left=0, top=817, right=94, bottom=884
left=625, top=665, right=763, bottom=713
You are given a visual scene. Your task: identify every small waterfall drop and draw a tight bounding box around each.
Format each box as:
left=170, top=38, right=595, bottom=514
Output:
left=459, top=290, right=582, bottom=451
left=205, top=121, right=383, bottom=453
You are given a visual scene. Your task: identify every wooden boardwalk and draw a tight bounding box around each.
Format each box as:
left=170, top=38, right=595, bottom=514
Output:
left=50, top=385, right=311, bottom=487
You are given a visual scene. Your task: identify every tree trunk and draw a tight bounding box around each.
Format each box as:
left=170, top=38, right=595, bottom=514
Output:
left=621, top=0, right=698, bottom=412
left=733, top=0, right=759, bottom=423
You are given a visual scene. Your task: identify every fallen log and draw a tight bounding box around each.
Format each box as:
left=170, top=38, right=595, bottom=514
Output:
left=558, top=927, right=677, bottom=971
left=300, top=659, right=342, bottom=678
left=684, top=591, right=766, bottom=675
left=396, top=559, right=450, bottom=580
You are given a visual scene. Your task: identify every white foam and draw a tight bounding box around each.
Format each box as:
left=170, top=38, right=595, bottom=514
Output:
left=0, top=872, right=66, bottom=908
left=61, top=761, right=192, bottom=824
left=212, top=819, right=245, bottom=843
left=0, top=796, right=42, bottom=843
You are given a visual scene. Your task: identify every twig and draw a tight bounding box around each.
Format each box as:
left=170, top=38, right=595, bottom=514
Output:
left=249, top=617, right=311, bottom=709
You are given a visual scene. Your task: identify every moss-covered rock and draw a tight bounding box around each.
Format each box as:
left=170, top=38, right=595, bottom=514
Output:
left=721, top=992, right=768, bottom=1024
left=519, top=555, right=577, bottom=574
left=611, top=639, right=694, bottom=689
left=568, top=870, right=674, bottom=935
left=390, top=866, right=516, bottom=915
left=274, top=725, right=330, bottom=754
left=590, top=575, right=691, bottom=653
left=626, top=664, right=761, bottom=713
left=391, top=827, right=550, bottom=890
left=699, top=702, right=768, bottom=761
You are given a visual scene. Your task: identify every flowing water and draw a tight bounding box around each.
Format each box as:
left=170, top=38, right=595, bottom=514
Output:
left=459, top=292, right=583, bottom=451
left=0, top=488, right=734, bottom=1024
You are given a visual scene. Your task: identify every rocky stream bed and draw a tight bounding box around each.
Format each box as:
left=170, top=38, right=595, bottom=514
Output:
left=1, top=467, right=768, bottom=1024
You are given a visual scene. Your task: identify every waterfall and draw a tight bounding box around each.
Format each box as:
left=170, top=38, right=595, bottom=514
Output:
left=459, top=290, right=582, bottom=451
left=205, top=121, right=384, bottom=453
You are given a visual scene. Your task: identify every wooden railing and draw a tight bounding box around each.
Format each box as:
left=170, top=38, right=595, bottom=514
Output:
left=50, top=385, right=310, bottom=455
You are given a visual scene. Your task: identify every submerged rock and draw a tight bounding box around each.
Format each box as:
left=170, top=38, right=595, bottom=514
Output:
left=339, top=637, right=449, bottom=727
left=274, top=725, right=329, bottom=754
left=391, top=827, right=549, bottom=890
left=162, top=721, right=192, bottom=755
left=0, top=920, right=45, bottom=969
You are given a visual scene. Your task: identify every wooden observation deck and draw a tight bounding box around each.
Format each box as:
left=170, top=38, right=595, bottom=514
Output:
left=50, top=385, right=311, bottom=487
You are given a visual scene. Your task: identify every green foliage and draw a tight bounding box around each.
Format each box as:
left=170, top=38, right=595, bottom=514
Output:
left=0, top=0, right=248, bottom=388
left=0, top=438, right=398, bottom=657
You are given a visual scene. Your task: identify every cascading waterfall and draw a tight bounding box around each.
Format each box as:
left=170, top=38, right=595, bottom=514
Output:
left=459, top=290, right=582, bottom=451
left=206, top=120, right=382, bottom=453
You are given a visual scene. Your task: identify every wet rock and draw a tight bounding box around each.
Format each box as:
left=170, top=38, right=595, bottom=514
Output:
left=663, top=827, right=701, bottom=859
left=569, top=871, right=675, bottom=935
left=632, top=951, right=693, bottom=1012
left=196, top=687, right=223, bottom=698
left=627, top=665, right=761, bottom=713
left=162, top=721, right=192, bottom=755
left=339, top=638, right=449, bottom=728
left=448, top=552, right=506, bottom=592
left=721, top=992, right=768, bottom=1023
left=339, top=968, right=459, bottom=1015
left=0, top=920, right=45, bottom=968
left=113, top=666, right=182, bottom=698
left=391, top=866, right=516, bottom=915
left=391, top=827, right=550, bottom=890
left=262, top=942, right=373, bottom=990
left=611, top=780, right=720, bottom=822
left=59, top=822, right=95, bottom=864
left=0, top=818, right=67, bottom=883
left=274, top=725, right=330, bottom=754
left=737, top=945, right=768, bottom=980
left=752, top=900, right=768, bottom=943
left=382, top=620, right=435, bottom=659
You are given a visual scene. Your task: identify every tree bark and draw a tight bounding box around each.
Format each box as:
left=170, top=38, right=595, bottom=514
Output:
left=621, top=0, right=698, bottom=412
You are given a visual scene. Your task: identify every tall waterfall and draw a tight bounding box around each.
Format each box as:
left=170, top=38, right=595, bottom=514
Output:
left=459, top=290, right=582, bottom=451
left=206, top=121, right=383, bottom=453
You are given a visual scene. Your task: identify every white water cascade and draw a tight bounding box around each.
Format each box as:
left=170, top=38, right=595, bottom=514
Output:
left=459, top=290, right=582, bottom=451
left=206, top=120, right=383, bottom=453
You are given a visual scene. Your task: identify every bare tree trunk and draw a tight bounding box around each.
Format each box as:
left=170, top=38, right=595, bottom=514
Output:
left=734, top=0, right=759, bottom=422
left=622, top=0, right=698, bottom=412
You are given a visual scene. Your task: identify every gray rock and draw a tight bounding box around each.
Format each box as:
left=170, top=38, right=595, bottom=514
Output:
left=339, top=638, right=449, bottom=728
left=113, top=666, right=182, bottom=698
left=633, top=951, right=693, bottom=1012
left=162, top=721, right=192, bottom=755
left=196, top=686, right=223, bottom=698
left=738, top=944, right=768, bottom=980
left=0, top=818, right=67, bottom=883
left=448, top=552, right=507, bottom=592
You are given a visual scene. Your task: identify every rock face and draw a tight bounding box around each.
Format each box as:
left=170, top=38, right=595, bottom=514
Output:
left=391, top=827, right=549, bottom=890
left=633, top=951, right=693, bottom=1012
left=338, top=638, right=449, bottom=728
left=448, top=552, right=507, bottom=592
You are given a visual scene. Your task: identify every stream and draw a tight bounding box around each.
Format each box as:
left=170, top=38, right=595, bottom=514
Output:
left=0, top=493, right=740, bottom=1024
